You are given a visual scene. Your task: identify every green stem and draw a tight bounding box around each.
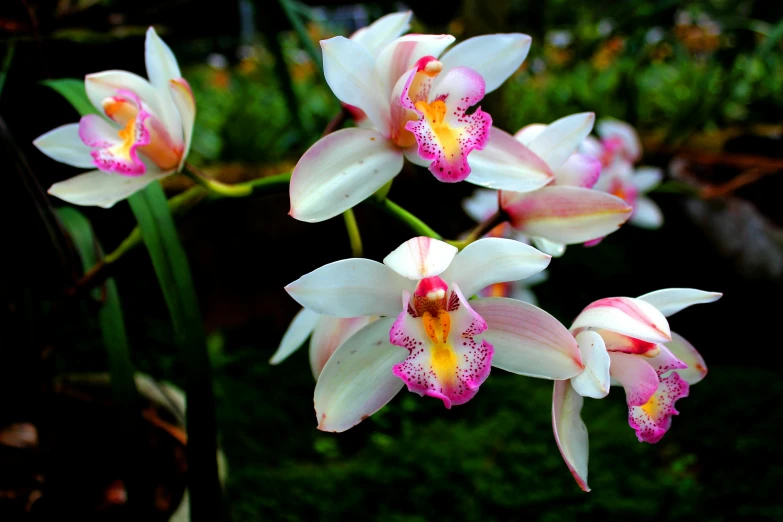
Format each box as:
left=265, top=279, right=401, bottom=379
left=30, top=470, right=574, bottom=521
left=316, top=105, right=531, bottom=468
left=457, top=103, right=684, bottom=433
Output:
left=369, top=198, right=443, bottom=240
left=450, top=210, right=509, bottom=249
left=278, top=0, right=323, bottom=76
left=184, top=163, right=253, bottom=197
left=0, top=39, right=16, bottom=100
left=72, top=173, right=291, bottom=295
left=342, top=208, right=363, bottom=257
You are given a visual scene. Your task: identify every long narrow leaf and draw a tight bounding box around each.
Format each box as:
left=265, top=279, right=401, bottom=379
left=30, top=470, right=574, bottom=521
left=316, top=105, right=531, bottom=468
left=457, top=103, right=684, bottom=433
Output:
left=42, top=78, right=100, bottom=117
left=127, top=183, right=221, bottom=522
left=56, top=207, right=142, bottom=505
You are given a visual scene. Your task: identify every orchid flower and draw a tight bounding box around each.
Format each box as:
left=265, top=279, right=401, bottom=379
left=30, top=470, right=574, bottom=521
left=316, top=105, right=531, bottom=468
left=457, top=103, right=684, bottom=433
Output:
left=583, top=119, right=664, bottom=230
left=497, top=113, right=634, bottom=256
left=33, top=28, right=195, bottom=208
left=285, top=236, right=585, bottom=431
left=289, top=13, right=556, bottom=223
left=269, top=308, right=377, bottom=379
left=552, top=288, right=721, bottom=491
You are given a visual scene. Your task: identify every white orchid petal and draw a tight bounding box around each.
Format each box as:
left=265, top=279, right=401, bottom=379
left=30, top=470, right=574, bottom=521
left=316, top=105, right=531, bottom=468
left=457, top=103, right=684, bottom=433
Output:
left=629, top=197, right=663, bottom=229
left=383, top=237, right=457, bottom=280
left=665, top=332, right=708, bottom=384
left=570, top=331, right=610, bottom=399
left=376, top=34, right=456, bottom=96
left=462, top=188, right=500, bottom=223
left=33, top=123, right=95, bottom=168
left=322, top=36, right=390, bottom=133
left=571, top=297, right=671, bottom=343
left=449, top=237, right=551, bottom=298
left=350, top=11, right=412, bottom=57
left=169, top=78, right=195, bottom=171
left=437, top=33, right=532, bottom=94
left=309, top=316, right=376, bottom=379
left=527, top=113, right=595, bottom=170
left=597, top=119, right=642, bottom=162
left=269, top=308, right=321, bottom=365
left=285, top=258, right=412, bottom=318
left=637, top=288, right=722, bottom=317
left=48, top=169, right=169, bottom=208
left=85, top=70, right=163, bottom=121
left=632, top=166, right=663, bottom=192
left=472, top=297, right=583, bottom=379
left=552, top=380, right=590, bottom=492
left=531, top=237, right=567, bottom=257
left=466, top=127, right=553, bottom=192
left=289, top=128, right=404, bottom=223
left=144, top=27, right=184, bottom=143
left=314, top=317, right=408, bottom=432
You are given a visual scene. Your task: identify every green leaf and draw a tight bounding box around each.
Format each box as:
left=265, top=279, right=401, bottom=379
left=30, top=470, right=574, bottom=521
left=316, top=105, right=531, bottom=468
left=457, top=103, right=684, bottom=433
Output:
left=127, top=182, right=221, bottom=521
left=55, top=206, right=142, bottom=503
left=42, top=78, right=100, bottom=117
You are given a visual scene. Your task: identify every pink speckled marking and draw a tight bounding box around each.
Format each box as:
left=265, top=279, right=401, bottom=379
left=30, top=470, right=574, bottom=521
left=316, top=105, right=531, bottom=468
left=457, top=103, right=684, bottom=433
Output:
left=630, top=372, right=689, bottom=443
left=402, top=65, right=492, bottom=182
left=644, top=345, right=688, bottom=378
left=389, top=283, right=492, bottom=408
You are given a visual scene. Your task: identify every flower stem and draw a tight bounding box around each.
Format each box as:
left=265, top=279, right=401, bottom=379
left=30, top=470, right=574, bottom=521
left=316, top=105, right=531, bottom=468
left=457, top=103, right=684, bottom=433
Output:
left=184, top=163, right=253, bottom=197
left=446, top=210, right=509, bottom=250
left=369, top=198, right=443, bottom=240
left=70, top=173, right=291, bottom=295
left=342, top=208, right=363, bottom=257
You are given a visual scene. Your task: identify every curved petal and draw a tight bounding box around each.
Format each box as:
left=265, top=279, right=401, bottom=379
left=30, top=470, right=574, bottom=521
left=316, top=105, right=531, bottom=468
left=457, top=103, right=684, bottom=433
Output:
left=309, top=315, right=376, bottom=378
left=79, top=111, right=150, bottom=176
left=462, top=188, right=499, bottom=223
left=375, top=34, right=456, bottom=96
left=632, top=166, right=663, bottom=192
left=446, top=237, right=551, bottom=298
left=85, top=71, right=162, bottom=123
left=47, top=169, right=169, bottom=208
left=269, top=308, right=321, bottom=365
left=466, top=127, right=553, bottom=192
left=531, top=237, right=566, bottom=257
left=552, top=380, right=590, bottom=492
left=570, top=331, right=610, bottom=399
left=664, top=332, right=707, bottom=384
left=285, top=258, right=412, bottom=318
left=437, top=33, right=531, bottom=94
left=501, top=186, right=632, bottom=245
left=527, top=113, right=595, bottom=170
left=595, top=328, right=658, bottom=355
left=314, top=318, right=408, bottom=432
left=571, top=297, right=671, bottom=343
left=405, top=66, right=491, bottom=182
left=637, top=288, right=722, bottom=317
left=289, top=128, right=404, bottom=222
left=471, top=297, right=583, bottom=379
left=597, top=119, right=641, bottom=163
left=630, top=373, right=689, bottom=443
left=350, top=11, right=412, bottom=57
left=383, top=236, right=457, bottom=280
left=144, top=27, right=183, bottom=144
left=169, top=78, right=195, bottom=171
left=608, top=351, right=659, bottom=406
left=629, top=197, right=663, bottom=229
left=322, top=36, right=390, bottom=134
left=644, top=345, right=687, bottom=378
left=33, top=123, right=95, bottom=169
left=555, top=153, right=602, bottom=188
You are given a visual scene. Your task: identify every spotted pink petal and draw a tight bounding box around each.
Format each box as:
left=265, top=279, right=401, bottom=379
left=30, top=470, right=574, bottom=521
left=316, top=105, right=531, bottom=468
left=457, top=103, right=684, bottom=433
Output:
left=608, top=351, right=660, bottom=407
left=78, top=107, right=150, bottom=176
left=644, top=345, right=688, bottom=378
left=629, top=373, right=689, bottom=443
left=404, top=66, right=491, bottom=182
left=390, top=286, right=493, bottom=408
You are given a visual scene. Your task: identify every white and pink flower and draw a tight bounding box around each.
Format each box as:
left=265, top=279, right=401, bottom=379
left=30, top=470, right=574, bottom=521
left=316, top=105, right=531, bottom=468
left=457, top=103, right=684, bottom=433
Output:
left=284, top=236, right=585, bottom=432
left=33, top=27, right=195, bottom=208
left=289, top=12, right=556, bottom=223
left=583, top=119, right=664, bottom=230
left=552, top=288, right=721, bottom=491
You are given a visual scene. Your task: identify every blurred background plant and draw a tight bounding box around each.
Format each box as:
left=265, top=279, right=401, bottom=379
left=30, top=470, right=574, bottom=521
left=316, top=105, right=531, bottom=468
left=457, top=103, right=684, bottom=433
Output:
left=1, top=0, right=782, bottom=520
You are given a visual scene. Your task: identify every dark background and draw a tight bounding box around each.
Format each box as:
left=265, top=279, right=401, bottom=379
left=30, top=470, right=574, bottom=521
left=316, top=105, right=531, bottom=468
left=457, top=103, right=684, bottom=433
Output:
left=1, top=0, right=782, bottom=520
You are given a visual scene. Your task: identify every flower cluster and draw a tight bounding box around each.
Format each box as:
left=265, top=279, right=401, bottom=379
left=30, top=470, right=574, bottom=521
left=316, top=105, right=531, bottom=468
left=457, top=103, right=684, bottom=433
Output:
left=33, top=12, right=721, bottom=491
